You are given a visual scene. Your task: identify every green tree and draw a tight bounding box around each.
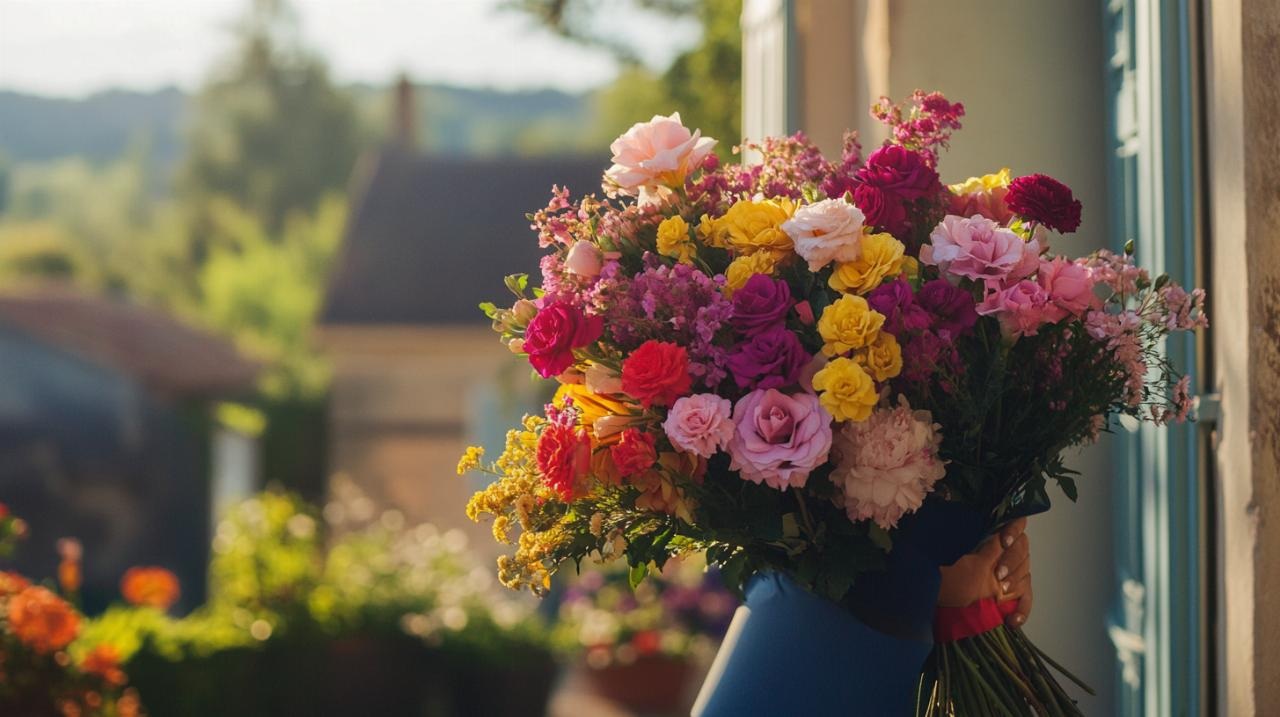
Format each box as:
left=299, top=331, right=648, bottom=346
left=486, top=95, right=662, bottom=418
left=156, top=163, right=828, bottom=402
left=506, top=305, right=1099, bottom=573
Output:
left=511, top=0, right=742, bottom=149
left=180, top=0, right=360, bottom=233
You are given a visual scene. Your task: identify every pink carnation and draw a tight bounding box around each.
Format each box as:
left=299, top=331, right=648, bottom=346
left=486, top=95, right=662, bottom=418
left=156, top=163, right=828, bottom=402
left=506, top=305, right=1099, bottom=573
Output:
left=921, top=214, right=1041, bottom=286
left=728, top=389, right=832, bottom=490
left=663, top=394, right=736, bottom=459
left=1036, top=256, right=1102, bottom=321
left=976, top=280, right=1054, bottom=339
left=830, top=397, right=946, bottom=529
left=604, top=113, right=717, bottom=205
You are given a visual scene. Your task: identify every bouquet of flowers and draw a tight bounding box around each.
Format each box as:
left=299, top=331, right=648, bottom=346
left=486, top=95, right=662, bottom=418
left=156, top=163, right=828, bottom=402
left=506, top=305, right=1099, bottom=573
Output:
left=459, top=91, right=1205, bottom=715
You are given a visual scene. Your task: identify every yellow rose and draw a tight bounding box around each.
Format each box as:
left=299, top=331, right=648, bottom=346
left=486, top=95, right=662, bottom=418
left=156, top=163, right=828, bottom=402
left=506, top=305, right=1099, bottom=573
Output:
left=948, top=167, right=1012, bottom=195
left=829, top=232, right=905, bottom=295
left=719, top=198, right=796, bottom=256
left=656, top=215, right=696, bottom=263
left=723, top=252, right=778, bottom=296
left=811, top=357, right=878, bottom=422
left=854, top=332, right=903, bottom=381
left=818, top=295, right=885, bottom=356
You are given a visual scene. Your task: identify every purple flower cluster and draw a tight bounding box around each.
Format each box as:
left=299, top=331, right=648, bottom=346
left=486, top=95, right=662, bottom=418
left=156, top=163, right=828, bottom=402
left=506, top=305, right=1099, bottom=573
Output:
left=597, top=255, right=734, bottom=388
left=868, top=277, right=977, bottom=391
left=724, top=275, right=808, bottom=390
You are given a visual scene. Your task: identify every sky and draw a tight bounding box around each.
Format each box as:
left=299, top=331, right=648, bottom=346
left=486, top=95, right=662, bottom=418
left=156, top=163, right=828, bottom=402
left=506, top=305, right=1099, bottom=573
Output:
left=0, top=0, right=701, bottom=97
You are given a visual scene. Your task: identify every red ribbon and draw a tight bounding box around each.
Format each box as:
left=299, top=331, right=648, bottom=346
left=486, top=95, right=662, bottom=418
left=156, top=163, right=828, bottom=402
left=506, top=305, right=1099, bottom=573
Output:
left=933, top=598, right=1018, bottom=642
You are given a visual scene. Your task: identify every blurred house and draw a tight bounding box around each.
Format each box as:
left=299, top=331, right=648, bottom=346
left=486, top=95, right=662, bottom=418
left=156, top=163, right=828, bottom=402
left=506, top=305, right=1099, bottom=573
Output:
left=0, top=286, right=260, bottom=611
left=318, top=80, right=601, bottom=539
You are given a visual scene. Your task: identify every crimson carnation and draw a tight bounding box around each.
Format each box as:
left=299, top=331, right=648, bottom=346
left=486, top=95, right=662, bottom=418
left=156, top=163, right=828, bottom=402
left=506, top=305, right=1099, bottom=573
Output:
left=523, top=301, right=603, bottom=378
left=1005, top=173, right=1083, bottom=233
left=536, top=422, right=592, bottom=500
left=610, top=429, right=657, bottom=478
left=622, top=340, right=693, bottom=408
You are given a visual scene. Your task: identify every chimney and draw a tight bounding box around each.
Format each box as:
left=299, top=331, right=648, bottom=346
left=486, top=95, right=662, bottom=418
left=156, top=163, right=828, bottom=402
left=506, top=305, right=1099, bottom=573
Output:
left=393, top=74, right=417, bottom=149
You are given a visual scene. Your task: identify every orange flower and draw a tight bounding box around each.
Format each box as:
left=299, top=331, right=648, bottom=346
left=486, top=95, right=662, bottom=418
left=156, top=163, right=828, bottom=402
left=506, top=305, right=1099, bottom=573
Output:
left=80, top=644, right=127, bottom=686
left=7, top=586, right=80, bottom=654
left=120, top=566, right=180, bottom=610
left=0, top=570, right=30, bottom=596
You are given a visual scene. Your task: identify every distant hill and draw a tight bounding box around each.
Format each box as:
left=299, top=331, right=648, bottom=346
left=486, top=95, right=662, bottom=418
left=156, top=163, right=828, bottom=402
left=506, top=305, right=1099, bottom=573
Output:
left=0, top=83, right=601, bottom=170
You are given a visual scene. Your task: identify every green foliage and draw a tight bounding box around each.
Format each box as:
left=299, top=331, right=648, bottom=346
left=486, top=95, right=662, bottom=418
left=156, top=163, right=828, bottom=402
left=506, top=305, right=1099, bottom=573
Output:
left=180, top=0, right=360, bottom=231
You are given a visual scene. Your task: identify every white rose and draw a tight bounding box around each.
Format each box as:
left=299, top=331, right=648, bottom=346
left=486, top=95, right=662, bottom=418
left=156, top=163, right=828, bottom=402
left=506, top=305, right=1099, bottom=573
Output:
left=782, top=198, right=866, bottom=272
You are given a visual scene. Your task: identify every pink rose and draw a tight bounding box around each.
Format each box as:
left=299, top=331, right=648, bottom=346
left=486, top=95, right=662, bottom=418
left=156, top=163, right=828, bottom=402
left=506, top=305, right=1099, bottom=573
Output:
left=830, top=397, right=946, bottom=529
left=663, top=394, right=735, bottom=459
left=523, top=302, right=603, bottom=378
left=1036, top=256, right=1101, bottom=321
left=604, top=113, right=717, bottom=205
left=728, top=389, right=832, bottom=490
left=921, top=214, right=1041, bottom=286
left=781, top=198, right=865, bottom=271
left=976, top=279, right=1054, bottom=339
left=564, top=241, right=603, bottom=278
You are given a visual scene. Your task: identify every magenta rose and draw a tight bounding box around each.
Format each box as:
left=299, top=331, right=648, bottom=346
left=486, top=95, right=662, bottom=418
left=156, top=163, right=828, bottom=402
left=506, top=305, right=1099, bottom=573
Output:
left=852, top=185, right=908, bottom=237
left=726, top=325, right=809, bottom=390
left=917, top=279, right=978, bottom=339
left=1005, top=174, right=1083, bottom=233
left=523, top=301, right=603, bottom=378
left=730, top=274, right=793, bottom=335
left=867, top=277, right=932, bottom=335
left=728, top=388, right=832, bottom=490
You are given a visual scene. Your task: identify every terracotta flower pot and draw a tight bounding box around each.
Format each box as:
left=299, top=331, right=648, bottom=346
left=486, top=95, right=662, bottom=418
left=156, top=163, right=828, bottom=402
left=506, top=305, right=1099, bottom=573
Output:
left=584, top=653, right=693, bottom=714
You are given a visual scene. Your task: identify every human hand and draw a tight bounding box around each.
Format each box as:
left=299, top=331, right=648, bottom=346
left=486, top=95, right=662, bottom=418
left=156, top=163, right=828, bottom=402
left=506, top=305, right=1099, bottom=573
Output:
left=936, top=517, right=1032, bottom=628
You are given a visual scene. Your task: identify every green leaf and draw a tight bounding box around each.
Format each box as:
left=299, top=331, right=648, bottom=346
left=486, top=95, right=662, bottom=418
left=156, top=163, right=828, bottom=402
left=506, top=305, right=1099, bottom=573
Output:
left=1056, top=475, right=1079, bottom=502
left=628, top=562, right=649, bottom=589
left=868, top=524, right=893, bottom=552
left=1124, top=238, right=1135, bottom=256
left=478, top=301, right=499, bottom=318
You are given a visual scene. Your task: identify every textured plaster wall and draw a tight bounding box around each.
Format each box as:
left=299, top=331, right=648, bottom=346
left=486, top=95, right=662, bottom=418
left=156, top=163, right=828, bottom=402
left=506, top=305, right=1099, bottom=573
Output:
left=1210, top=0, right=1280, bottom=711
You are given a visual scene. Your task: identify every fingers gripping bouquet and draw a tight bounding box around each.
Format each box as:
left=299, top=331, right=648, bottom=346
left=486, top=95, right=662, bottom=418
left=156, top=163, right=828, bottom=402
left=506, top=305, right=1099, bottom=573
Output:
left=459, top=92, right=1206, bottom=714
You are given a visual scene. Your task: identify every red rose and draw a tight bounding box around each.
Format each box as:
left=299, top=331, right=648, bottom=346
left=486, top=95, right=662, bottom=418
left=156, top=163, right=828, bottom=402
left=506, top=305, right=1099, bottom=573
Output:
left=523, top=302, right=603, bottom=378
left=1005, top=173, right=1083, bottom=233
left=855, top=145, right=941, bottom=201
left=852, top=184, right=909, bottom=238
left=536, top=422, right=592, bottom=500
left=621, top=341, right=692, bottom=408
left=609, top=429, right=657, bottom=478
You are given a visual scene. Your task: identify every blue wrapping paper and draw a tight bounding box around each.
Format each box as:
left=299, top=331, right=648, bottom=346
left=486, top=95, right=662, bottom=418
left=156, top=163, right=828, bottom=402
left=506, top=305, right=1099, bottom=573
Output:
left=693, top=500, right=987, bottom=716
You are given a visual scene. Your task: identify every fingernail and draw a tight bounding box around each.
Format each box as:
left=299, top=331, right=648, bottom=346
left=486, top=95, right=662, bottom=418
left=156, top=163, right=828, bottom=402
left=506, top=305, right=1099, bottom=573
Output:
left=997, top=566, right=1009, bottom=580
left=1003, top=535, right=1014, bottom=547
left=1001, top=581, right=1011, bottom=593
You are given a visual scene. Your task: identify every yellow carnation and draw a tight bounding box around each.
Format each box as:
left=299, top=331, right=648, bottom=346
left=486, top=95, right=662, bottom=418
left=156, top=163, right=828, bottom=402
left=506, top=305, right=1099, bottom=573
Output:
left=948, top=167, right=1012, bottom=195
left=818, top=295, right=885, bottom=356
left=656, top=215, right=696, bottom=263
left=723, top=252, right=778, bottom=296
left=719, top=198, right=796, bottom=256
left=811, top=357, right=879, bottom=422
left=854, top=332, right=903, bottom=381
left=828, top=232, right=905, bottom=295
left=697, top=214, right=729, bottom=248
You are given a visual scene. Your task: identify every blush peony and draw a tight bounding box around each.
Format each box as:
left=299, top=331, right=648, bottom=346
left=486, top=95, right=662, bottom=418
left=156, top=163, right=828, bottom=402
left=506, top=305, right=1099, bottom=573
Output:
left=782, top=197, right=866, bottom=271
left=605, top=113, right=717, bottom=205
left=1036, top=256, right=1101, bottom=321
left=976, top=279, right=1055, bottom=338
left=663, top=394, right=735, bottom=458
left=830, top=397, right=946, bottom=529
left=728, top=388, right=832, bottom=490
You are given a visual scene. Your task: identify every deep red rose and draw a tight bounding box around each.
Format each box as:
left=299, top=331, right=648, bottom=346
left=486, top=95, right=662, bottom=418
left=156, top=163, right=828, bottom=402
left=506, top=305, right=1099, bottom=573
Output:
left=856, top=145, right=942, bottom=200
left=621, top=341, right=693, bottom=408
left=609, top=429, right=657, bottom=478
left=852, top=184, right=908, bottom=237
left=1005, top=174, right=1083, bottom=233
left=536, top=421, right=592, bottom=500
left=523, top=301, right=603, bottom=378
left=917, top=279, right=979, bottom=339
